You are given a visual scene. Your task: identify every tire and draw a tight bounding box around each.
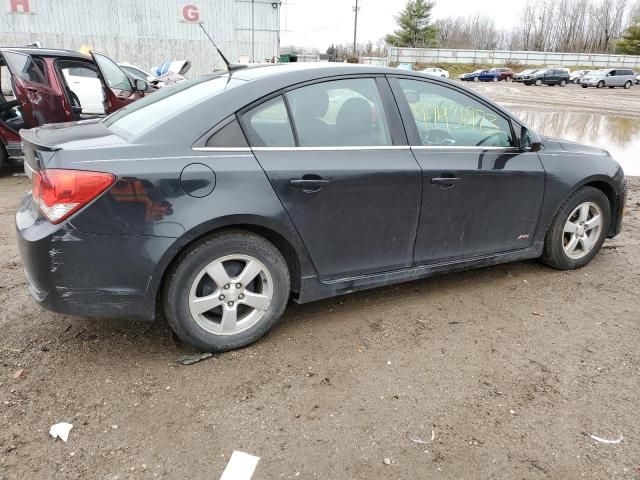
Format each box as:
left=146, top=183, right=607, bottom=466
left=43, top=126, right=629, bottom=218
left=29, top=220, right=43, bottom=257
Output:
left=541, top=187, right=610, bottom=270
left=535, top=79, right=543, bottom=86
left=164, top=230, right=290, bottom=352
left=597, top=80, right=604, bottom=88
left=473, top=77, right=479, bottom=82
left=0, top=143, right=7, bottom=170
left=506, top=76, right=512, bottom=82
left=492, top=76, right=498, bottom=82
left=559, top=79, right=567, bottom=87
left=624, top=81, right=632, bottom=89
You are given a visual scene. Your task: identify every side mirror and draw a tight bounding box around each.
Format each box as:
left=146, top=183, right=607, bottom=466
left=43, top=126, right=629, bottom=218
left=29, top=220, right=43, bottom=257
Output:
left=133, top=78, right=149, bottom=92
left=521, top=126, right=542, bottom=152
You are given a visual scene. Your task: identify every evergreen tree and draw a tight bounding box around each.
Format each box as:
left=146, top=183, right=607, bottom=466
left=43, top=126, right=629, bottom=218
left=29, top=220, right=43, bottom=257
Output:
left=385, top=0, right=438, bottom=48
left=615, top=18, right=640, bottom=55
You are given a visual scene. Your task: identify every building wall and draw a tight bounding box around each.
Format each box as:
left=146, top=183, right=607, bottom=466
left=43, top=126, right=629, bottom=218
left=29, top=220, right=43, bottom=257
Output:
left=0, top=0, right=281, bottom=76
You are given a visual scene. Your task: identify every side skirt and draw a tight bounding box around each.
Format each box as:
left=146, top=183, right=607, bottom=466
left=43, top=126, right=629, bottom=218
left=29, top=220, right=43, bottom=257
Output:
left=295, top=243, right=544, bottom=304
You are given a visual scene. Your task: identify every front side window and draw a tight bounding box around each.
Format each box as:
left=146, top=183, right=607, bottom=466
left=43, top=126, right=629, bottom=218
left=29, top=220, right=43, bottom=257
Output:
left=286, top=78, right=392, bottom=147
left=242, top=96, right=295, bottom=147
left=394, top=78, right=514, bottom=148
left=93, top=52, right=132, bottom=91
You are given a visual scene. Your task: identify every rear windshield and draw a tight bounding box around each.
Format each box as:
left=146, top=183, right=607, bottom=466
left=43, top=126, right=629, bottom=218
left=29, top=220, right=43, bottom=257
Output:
left=103, top=74, right=242, bottom=140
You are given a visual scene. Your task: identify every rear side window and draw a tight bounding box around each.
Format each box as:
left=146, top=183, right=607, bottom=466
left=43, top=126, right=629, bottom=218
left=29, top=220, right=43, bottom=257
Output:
left=206, top=119, right=248, bottom=148
left=3, top=52, right=48, bottom=85
left=286, top=78, right=392, bottom=147
left=241, top=96, right=295, bottom=147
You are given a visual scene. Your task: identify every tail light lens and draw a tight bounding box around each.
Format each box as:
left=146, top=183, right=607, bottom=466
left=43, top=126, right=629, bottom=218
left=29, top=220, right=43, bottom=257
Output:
left=32, top=169, right=115, bottom=224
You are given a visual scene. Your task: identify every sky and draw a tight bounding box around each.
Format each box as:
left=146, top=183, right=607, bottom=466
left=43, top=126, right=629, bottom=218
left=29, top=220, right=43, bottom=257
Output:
left=280, top=0, right=529, bottom=50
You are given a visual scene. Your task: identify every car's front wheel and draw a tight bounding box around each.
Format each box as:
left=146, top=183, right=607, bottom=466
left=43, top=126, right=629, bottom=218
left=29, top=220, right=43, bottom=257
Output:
left=542, top=187, right=610, bottom=270
left=164, top=231, right=290, bottom=351
left=597, top=80, right=605, bottom=88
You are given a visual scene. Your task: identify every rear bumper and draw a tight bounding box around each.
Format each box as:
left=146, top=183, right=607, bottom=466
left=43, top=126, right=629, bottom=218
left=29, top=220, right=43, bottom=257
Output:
left=16, top=195, right=174, bottom=321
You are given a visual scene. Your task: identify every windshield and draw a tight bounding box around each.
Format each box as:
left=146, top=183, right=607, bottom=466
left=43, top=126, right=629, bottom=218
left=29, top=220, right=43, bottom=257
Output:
left=103, top=74, right=240, bottom=140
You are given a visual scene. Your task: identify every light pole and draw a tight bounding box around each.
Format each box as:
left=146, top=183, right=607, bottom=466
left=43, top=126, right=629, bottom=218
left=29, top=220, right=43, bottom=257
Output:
left=353, top=0, right=359, bottom=58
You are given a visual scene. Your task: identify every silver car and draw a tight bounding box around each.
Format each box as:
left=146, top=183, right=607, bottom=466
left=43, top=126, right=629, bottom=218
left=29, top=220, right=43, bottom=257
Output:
left=580, top=68, right=636, bottom=89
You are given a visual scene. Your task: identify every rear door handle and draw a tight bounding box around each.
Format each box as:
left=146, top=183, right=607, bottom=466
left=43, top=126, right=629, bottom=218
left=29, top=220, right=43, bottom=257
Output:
left=290, top=179, right=330, bottom=191
left=431, top=177, right=461, bottom=185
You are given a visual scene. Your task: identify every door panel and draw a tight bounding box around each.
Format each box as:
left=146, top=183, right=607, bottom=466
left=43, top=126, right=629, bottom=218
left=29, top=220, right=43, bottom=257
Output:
left=252, top=148, right=422, bottom=278
left=241, top=78, right=422, bottom=280
left=2, top=50, right=67, bottom=128
left=388, top=76, right=545, bottom=265
left=411, top=148, right=544, bottom=263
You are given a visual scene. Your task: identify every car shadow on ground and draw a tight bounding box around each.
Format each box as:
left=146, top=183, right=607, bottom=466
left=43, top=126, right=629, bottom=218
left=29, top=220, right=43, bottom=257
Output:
left=48, top=258, right=548, bottom=362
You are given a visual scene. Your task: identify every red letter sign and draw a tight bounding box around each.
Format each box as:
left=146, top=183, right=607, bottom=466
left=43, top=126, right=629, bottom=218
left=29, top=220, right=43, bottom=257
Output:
left=181, top=4, right=202, bottom=23
left=8, top=0, right=35, bottom=13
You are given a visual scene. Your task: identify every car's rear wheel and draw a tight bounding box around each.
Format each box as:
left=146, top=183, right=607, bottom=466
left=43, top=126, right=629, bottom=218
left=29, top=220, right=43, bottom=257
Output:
left=473, top=77, right=479, bottom=82
left=492, top=76, right=498, bottom=82
left=535, top=79, right=543, bottom=86
left=624, top=80, right=632, bottom=89
left=597, top=80, right=605, bottom=88
left=164, top=231, right=290, bottom=351
left=559, top=79, right=567, bottom=87
left=506, top=76, right=512, bottom=82
left=542, top=187, right=610, bottom=270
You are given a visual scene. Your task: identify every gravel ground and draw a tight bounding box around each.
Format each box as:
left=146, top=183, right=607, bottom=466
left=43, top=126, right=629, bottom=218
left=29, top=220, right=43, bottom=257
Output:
left=1, top=84, right=640, bottom=480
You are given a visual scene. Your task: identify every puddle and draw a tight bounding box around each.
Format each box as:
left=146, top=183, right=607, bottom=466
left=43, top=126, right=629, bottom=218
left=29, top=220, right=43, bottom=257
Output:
left=512, top=110, right=640, bottom=176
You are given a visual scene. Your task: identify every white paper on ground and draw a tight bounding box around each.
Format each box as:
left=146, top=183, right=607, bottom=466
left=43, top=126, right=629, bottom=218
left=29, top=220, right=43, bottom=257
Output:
left=219, top=451, right=260, bottom=480
left=49, top=422, right=73, bottom=442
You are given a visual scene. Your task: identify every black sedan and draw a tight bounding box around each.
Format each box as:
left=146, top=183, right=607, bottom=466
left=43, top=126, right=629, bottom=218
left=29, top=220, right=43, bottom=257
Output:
left=16, top=64, right=627, bottom=352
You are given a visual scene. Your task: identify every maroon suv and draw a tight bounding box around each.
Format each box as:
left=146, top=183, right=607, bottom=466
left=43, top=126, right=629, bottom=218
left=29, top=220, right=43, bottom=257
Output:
left=1, top=47, right=151, bottom=167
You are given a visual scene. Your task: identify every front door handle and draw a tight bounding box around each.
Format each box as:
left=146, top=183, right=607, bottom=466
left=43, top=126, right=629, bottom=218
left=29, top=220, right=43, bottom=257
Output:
left=290, top=179, right=330, bottom=192
left=431, top=177, right=461, bottom=185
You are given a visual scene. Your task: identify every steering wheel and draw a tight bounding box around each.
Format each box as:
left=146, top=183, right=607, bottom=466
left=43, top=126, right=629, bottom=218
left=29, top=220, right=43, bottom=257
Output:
left=476, top=131, right=505, bottom=146
left=424, top=129, right=454, bottom=146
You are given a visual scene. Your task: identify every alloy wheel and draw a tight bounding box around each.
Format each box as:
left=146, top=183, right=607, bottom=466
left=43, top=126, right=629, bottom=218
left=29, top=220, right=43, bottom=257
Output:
left=188, top=254, right=273, bottom=335
left=562, top=202, right=603, bottom=260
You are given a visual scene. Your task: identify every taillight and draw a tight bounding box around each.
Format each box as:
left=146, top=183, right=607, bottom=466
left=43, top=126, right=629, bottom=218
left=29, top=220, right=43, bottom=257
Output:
left=32, top=169, right=115, bottom=224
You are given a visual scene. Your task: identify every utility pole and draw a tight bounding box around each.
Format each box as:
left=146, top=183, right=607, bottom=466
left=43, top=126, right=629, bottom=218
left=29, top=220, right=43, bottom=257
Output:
left=352, top=0, right=359, bottom=58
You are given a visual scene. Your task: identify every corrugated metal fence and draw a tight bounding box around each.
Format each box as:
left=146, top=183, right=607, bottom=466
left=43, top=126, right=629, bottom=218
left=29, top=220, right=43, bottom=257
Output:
left=0, top=0, right=280, bottom=76
left=362, top=47, right=640, bottom=68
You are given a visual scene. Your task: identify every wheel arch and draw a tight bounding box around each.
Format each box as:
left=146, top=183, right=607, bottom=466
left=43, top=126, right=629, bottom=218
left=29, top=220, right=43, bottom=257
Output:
left=151, top=215, right=314, bottom=317
left=547, top=176, right=620, bottom=238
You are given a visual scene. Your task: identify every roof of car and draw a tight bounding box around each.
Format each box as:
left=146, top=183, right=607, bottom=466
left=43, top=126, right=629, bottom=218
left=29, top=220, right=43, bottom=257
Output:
left=0, top=47, right=90, bottom=60
left=230, top=62, right=428, bottom=81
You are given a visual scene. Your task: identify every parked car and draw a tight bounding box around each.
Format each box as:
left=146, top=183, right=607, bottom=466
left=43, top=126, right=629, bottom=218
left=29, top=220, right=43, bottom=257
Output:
left=459, top=69, right=485, bottom=81
left=513, top=69, right=539, bottom=82
left=120, top=60, right=191, bottom=88
left=16, top=64, right=627, bottom=352
left=522, top=68, right=570, bottom=86
left=569, top=69, right=591, bottom=84
left=491, top=67, right=514, bottom=81
left=0, top=47, right=151, bottom=168
left=636, top=73, right=640, bottom=85
left=422, top=67, right=449, bottom=78
left=580, top=69, right=635, bottom=89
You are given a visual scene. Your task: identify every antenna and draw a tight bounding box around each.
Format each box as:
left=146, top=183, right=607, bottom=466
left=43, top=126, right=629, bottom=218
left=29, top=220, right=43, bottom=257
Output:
left=199, top=24, right=247, bottom=72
